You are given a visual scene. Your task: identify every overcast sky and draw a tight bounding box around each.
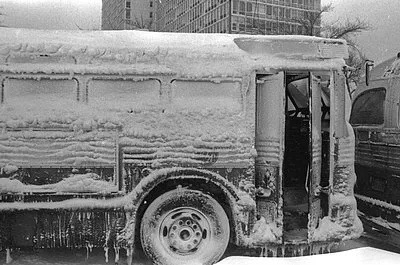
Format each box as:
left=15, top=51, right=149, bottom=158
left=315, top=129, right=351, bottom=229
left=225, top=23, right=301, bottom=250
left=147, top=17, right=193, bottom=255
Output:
left=1, top=0, right=399, bottom=63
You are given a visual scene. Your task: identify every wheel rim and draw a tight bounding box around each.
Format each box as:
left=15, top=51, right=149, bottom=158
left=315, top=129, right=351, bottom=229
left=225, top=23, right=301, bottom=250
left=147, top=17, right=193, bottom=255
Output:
left=159, top=207, right=211, bottom=256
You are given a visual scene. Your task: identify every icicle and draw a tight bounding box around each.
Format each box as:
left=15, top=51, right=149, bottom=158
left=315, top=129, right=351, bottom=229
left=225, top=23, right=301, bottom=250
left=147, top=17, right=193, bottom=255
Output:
left=85, top=241, right=93, bottom=260
left=281, top=246, right=285, bottom=257
left=271, top=246, right=277, bottom=257
left=6, top=249, right=12, bottom=264
left=126, top=246, right=134, bottom=265
left=259, top=247, right=264, bottom=257
left=58, top=214, right=63, bottom=247
left=86, top=243, right=90, bottom=260
left=310, top=244, right=315, bottom=255
left=300, top=245, right=305, bottom=256
left=52, top=230, right=56, bottom=248
left=114, top=244, right=120, bottom=264
left=327, top=242, right=335, bottom=253
left=104, top=246, right=109, bottom=263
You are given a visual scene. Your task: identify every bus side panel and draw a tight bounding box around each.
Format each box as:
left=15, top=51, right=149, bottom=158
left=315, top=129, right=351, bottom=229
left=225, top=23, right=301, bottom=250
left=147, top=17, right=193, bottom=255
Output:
left=255, top=73, right=285, bottom=241
left=121, top=78, right=256, bottom=188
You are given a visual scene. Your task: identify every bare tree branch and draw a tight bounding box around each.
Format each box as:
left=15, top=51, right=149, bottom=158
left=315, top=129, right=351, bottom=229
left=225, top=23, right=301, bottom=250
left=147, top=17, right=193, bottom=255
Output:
left=292, top=4, right=332, bottom=36
left=322, top=18, right=371, bottom=39
left=126, top=14, right=153, bottom=30
left=291, top=3, right=372, bottom=84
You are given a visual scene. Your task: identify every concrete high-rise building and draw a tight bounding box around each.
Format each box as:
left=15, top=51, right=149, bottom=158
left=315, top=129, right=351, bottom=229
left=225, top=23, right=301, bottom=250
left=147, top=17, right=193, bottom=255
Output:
left=102, top=0, right=321, bottom=36
left=156, top=0, right=321, bottom=35
left=102, top=0, right=155, bottom=30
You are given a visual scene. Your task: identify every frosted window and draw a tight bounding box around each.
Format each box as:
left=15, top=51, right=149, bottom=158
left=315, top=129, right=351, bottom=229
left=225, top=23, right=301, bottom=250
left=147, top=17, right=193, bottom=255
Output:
left=171, top=81, right=242, bottom=111
left=88, top=79, right=160, bottom=111
left=3, top=79, right=77, bottom=109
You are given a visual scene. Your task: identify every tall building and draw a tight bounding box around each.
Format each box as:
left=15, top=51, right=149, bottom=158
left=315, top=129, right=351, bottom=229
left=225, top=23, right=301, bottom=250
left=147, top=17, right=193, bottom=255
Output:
left=102, top=0, right=155, bottom=30
left=155, top=0, right=321, bottom=35
left=102, top=0, right=321, bottom=36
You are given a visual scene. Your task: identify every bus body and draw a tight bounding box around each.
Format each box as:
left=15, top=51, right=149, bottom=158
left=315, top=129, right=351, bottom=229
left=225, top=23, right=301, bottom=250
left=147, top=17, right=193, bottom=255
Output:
left=350, top=56, right=400, bottom=233
left=0, top=28, right=362, bottom=264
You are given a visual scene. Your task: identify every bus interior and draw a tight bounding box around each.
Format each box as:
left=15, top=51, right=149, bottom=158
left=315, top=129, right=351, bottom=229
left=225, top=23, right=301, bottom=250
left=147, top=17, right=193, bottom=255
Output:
left=283, top=72, right=331, bottom=243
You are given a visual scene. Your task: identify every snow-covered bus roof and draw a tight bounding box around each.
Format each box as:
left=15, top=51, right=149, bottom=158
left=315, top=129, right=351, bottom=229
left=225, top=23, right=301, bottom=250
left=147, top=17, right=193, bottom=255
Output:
left=0, top=28, right=348, bottom=78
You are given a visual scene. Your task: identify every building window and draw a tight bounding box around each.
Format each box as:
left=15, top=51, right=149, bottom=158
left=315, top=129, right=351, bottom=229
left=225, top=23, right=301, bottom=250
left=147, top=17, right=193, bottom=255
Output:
left=126, top=0, right=131, bottom=8
left=286, top=8, right=291, bottom=19
left=279, top=8, right=284, bottom=18
left=239, top=1, right=245, bottom=15
left=272, top=22, right=277, bottom=32
left=150, top=12, right=153, bottom=18
left=232, top=0, right=238, bottom=13
left=267, top=5, right=272, bottom=16
left=273, top=6, right=278, bottom=17
left=126, top=10, right=131, bottom=20
left=247, top=2, right=252, bottom=12
left=150, top=1, right=153, bottom=8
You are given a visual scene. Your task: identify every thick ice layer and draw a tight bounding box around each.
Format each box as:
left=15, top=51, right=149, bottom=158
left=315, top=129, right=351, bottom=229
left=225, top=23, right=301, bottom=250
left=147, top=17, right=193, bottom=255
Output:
left=311, top=186, right=363, bottom=241
left=0, top=77, right=254, bottom=168
left=244, top=217, right=281, bottom=246
left=0, top=173, right=117, bottom=194
left=0, top=28, right=347, bottom=77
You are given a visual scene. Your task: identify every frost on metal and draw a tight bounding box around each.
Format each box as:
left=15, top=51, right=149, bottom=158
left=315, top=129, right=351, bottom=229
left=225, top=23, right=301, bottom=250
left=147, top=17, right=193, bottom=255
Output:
left=383, top=57, right=400, bottom=77
left=310, top=137, right=363, bottom=241
left=305, top=73, right=363, bottom=243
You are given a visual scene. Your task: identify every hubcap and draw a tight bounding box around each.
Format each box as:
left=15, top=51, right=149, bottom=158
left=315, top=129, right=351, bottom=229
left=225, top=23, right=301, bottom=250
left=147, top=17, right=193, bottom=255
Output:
left=159, top=207, right=210, bottom=255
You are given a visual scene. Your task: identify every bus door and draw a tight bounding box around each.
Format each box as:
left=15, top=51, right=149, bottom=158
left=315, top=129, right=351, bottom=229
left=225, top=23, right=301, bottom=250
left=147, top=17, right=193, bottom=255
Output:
left=308, top=73, right=323, bottom=239
left=255, top=72, right=285, bottom=242
left=283, top=72, right=329, bottom=243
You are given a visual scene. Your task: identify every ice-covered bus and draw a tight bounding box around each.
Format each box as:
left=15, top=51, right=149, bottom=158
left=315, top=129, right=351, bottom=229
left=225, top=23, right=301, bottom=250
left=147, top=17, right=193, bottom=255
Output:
left=0, top=28, right=362, bottom=265
left=350, top=55, right=400, bottom=242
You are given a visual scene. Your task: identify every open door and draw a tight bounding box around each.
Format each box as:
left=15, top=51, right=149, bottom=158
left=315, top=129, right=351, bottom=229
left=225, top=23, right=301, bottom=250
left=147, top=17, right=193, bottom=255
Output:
left=308, top=73, right=323, bottom=238
left=283, top=72, right=310, bottom=243
left=282, top=72, right=329, bottom=243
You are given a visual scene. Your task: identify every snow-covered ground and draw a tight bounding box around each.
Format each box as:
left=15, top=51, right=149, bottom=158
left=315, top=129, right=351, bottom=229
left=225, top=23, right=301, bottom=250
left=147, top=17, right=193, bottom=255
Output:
left=217, top=247, right=400, bottom=265
left=1, top=234, right=400, bottom=265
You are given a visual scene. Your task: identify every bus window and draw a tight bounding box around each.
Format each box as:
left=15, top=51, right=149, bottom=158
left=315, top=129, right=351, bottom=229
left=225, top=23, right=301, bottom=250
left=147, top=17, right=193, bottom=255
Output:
left=350, top=87, right=386, bottom=126
left=88, top=79, right=160, bottom=112
left=3, top=79, right=77, bottom=109
left=171, top=80, right=242, bottom=111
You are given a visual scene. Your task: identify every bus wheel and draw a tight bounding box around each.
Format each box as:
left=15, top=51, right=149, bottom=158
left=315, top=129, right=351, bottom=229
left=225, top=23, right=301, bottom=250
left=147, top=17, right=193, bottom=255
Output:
left=140, top=189, right=230, bottom=265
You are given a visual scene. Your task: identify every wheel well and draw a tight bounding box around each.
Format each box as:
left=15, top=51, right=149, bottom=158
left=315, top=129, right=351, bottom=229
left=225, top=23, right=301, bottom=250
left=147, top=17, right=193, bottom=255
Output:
left=134, top=177, right=237, bottom=250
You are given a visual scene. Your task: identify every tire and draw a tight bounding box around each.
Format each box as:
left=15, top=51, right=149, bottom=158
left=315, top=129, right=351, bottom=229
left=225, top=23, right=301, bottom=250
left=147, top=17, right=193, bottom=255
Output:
left=140, top=189, right=230, bottom=265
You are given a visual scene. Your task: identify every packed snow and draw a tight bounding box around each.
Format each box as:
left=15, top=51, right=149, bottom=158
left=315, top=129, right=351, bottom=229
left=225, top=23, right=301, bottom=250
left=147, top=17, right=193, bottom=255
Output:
left=216, top=247, right=400, bottom=265
left=0, top=28, right=348, bottom=78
